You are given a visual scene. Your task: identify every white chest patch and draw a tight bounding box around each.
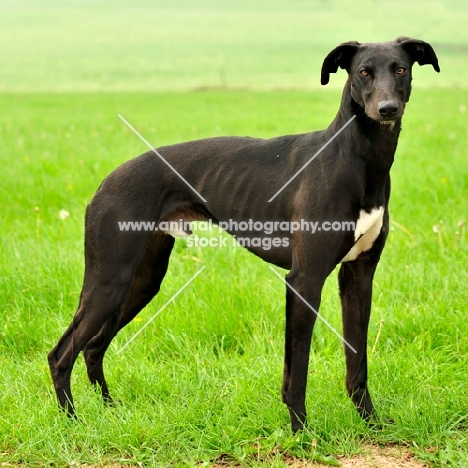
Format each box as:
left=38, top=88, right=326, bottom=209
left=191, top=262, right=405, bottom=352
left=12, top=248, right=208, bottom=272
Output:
left=341, top=207, right=384, bottom=262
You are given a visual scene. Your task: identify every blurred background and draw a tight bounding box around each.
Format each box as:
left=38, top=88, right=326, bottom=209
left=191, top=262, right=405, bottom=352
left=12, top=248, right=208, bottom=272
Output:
left=1, top=0, right=467, bottom=92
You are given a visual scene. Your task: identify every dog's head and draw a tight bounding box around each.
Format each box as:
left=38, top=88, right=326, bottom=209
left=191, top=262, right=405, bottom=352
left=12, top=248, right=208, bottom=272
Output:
left=321, top=38, right=440, bottom=123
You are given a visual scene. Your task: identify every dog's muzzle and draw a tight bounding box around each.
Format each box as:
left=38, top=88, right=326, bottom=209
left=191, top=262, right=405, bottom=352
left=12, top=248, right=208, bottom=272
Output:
left=378, top=100, right=399, bottom=122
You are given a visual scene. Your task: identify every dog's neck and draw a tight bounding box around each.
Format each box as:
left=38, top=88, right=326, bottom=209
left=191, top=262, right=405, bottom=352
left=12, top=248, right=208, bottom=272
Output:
left=326, top=79, right=402, bottom=206
left=330, top=80, right=401, bottom=163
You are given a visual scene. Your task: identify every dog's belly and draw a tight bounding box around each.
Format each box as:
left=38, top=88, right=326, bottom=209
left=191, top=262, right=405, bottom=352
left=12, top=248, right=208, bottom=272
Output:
left=165, top=223, right=293, bottom=269
left=341, top=207, right=384, bottom=262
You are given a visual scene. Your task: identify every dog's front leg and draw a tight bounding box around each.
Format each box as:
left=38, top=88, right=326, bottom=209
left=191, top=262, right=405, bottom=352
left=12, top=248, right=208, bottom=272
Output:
left=281, top=270, right=324, bottom=432
left=338, top=258, right=379, bottom=421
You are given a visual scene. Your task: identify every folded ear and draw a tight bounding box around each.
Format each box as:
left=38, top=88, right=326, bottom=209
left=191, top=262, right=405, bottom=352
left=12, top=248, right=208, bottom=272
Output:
left=321, top=41, right=361, bottom=85
left=396, top=37, right=440, bottom=72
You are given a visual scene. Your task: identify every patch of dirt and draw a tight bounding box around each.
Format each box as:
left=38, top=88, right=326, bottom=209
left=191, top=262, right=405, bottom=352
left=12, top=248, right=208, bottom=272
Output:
left=295, top=446, right=429, bottom=468
left=210, top=445, right=430, bottom=468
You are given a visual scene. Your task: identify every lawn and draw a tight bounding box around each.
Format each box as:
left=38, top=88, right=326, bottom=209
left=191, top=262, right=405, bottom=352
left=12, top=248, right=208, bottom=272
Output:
left=1, top=1, right=468, bottom=467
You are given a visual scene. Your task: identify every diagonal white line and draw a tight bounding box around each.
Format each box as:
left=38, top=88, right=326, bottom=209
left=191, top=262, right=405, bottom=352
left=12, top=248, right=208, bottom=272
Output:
left=118, top=114, right=207, bottom=203
left=268, top=266, right=357, bottom=354
left=118, top=266, right=206, bottom=353
left=268, top=115, right=356, bottom=202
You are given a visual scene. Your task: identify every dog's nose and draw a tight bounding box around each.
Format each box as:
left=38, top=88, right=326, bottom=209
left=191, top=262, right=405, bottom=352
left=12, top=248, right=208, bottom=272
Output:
left=378, top=101, right=398, bottom=119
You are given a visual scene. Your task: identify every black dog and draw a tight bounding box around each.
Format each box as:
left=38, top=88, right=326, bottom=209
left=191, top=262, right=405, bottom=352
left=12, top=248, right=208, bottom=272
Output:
left=49, top=38, right=439, bottom=432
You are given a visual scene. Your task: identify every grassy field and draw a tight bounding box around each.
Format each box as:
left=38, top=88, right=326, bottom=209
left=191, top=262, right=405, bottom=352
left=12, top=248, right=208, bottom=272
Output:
left=1, top=1, right=468, bottom=467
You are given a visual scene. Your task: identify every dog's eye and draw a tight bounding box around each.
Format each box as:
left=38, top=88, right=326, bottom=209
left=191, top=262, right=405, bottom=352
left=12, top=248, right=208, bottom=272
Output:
left=360, top=69, right=370, bottom=77
left=396, top=67, right=406, bottom=75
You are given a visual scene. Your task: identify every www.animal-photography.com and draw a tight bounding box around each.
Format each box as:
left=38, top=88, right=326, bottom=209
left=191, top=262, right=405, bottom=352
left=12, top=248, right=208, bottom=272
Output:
left=1, top=1, right=467, bottom=467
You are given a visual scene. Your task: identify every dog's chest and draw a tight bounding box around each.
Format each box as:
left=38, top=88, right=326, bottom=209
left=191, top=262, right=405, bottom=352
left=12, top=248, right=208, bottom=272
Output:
left=341, top=207, right=384, bottom=262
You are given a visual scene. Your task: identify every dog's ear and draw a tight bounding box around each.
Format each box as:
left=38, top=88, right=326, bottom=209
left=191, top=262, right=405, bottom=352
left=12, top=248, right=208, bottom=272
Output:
left=321, top=41, right=361, bottom=85
left=396, top=37, right=440, bottom=72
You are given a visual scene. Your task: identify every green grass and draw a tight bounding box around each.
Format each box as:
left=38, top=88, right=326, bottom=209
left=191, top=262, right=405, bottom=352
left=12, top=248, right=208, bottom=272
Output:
left=1, top=0, right=468, bottom=466
left=0, top=89, right=467, bottom=467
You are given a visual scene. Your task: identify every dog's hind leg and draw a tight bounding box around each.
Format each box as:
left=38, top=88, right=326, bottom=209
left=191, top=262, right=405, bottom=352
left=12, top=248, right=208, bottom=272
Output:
left=83, top=232, right=174, bottom=402
left=48, top=270, right=137, bottom=415
left=48, top=195, right=156, bottom=415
